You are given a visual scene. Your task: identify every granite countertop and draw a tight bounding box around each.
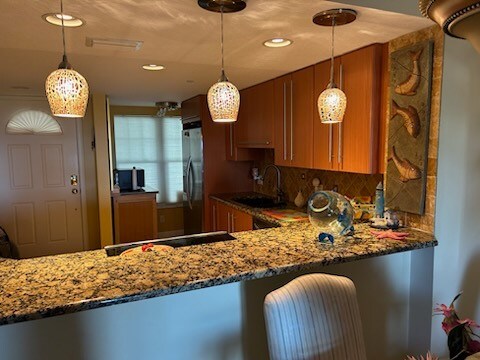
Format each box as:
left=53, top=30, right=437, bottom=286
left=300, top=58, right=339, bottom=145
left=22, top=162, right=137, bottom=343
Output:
left=0, top=193, right=437, bottom=326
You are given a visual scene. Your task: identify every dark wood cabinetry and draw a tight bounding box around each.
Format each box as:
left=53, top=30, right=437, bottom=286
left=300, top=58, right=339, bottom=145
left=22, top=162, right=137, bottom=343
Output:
left=313, top=44, right=383, bottom=174
left=274, top=66, right=314, bottom=168
left=235, top=80, right=275, bottom=149
left=213, top=201, right=253, bottom=232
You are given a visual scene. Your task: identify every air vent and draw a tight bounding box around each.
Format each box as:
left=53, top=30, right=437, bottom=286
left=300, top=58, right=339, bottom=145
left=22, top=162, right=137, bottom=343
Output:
left=85, top=37, right=143, bottom=51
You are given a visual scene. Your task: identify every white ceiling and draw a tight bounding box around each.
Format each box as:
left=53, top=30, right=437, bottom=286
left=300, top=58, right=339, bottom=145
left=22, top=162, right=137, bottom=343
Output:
left=0, top=0, right=431, bottom=105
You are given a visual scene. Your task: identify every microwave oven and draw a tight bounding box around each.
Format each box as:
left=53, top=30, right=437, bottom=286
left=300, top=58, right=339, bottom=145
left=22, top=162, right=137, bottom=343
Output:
left=114, top=168, right=145, bottom=191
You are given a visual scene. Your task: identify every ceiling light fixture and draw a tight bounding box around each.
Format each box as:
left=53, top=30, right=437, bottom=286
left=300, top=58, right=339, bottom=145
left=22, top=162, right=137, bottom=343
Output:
left=42, top=13, right=84, bottom=27
left=45, top=0, right=89, bottom=118
left=263, top=38, right=293, bottom=48
left=313, top=8, right=357, bottom=124
left=142, top=64, right=165, bottom=71
left=156, top=101, right=179, bottom=117
left=199, top=0, right=246, bottom=123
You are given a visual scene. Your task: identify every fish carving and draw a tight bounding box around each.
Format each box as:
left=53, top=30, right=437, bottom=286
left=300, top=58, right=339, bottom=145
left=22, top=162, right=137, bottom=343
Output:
left=391, top=100, right=421, bottom=138
left=395, top=48, right=423, bottom=96
left=390, top=146, right=421, bottom=182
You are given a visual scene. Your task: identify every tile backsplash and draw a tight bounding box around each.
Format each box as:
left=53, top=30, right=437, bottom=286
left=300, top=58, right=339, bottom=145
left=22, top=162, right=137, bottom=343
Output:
left=254, top=150, right=383, bottom=203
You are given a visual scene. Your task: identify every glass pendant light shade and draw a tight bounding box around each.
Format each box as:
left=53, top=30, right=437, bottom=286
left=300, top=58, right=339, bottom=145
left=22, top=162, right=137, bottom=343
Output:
left=318, top=85, right=346, bottom=124
left=313, top=9, right=356, bottom=125
left=45, top=0, right=89, bottom=118
left=46, top=67, right=89, bottom=118
left=207, top=78, right=240, bottom=123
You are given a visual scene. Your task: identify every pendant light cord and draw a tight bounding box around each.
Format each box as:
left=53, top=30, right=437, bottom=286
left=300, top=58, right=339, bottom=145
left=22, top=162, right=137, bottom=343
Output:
left=60, top=0, right=66, bottom=58
left=221, top=6, right=225, bottom=74
left=329, top=16, right=336, bottom=86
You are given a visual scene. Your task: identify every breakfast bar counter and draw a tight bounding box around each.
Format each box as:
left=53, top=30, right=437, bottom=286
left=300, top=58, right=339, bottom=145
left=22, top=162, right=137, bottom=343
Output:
left=0, top=196, right=437, bottom=326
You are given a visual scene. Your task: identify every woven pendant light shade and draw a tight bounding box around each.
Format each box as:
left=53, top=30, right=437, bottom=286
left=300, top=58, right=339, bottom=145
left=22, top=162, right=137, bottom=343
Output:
left=46, top=68, right=89, bottom=118
left=207, top=80, right=240, bottom=123
left=318, top=87, right=347, bottom=124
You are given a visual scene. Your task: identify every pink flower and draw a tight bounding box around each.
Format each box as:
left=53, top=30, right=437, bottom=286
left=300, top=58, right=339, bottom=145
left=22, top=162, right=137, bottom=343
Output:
left=405, top=352, right=438, bottom=360
left=434, top=303, right=454, bottom=317
left=458, top=318, right=480, bottom=328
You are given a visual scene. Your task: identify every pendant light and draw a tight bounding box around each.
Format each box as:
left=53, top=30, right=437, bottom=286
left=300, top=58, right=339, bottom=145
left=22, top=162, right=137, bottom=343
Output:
left=313, top=9, right=357, bottom=124
left=45, top=0, right=89, bottom=118
left=198, top=0, right=246, bottom=123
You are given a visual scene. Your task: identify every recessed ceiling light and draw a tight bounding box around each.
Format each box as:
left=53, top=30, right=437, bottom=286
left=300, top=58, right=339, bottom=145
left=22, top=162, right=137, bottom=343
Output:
left=263, top=38, right=293, bottom=48
left=42, top=13, right=85, bottom=27
left=142, top=64, right=165, bottom=71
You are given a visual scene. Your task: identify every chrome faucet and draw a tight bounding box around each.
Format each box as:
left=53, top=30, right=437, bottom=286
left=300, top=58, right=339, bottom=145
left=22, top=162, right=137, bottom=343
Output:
left=253, top=164, right=284, bottom=203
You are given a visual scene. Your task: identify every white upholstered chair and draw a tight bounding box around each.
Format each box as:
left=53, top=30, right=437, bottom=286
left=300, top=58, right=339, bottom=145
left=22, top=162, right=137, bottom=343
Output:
left=264, top=273, right=367, bottom=360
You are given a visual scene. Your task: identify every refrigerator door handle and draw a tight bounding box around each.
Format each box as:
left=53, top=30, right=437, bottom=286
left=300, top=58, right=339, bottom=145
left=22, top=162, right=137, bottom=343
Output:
left=188, top=160, right=194, bottom=210
left=185, top=156, right=193, bottom=209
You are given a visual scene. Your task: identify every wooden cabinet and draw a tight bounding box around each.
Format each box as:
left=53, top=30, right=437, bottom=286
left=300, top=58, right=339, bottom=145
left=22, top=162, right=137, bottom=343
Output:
left=235, top=80, right=275, bottom=149
left=340, top=44, right=382, bottom=174
left=313, top=44, right=382, bottom=174
left=181, top=96, right=202, bottom=121
left=378, top=43, right=389, bottom=174
left=274, top=66, right=314, bottom=168
left=112, top=193, right=158, bottom=244
left=225, top=123, right=259, bottom=161
left=213, top=201, right=252, bottom=232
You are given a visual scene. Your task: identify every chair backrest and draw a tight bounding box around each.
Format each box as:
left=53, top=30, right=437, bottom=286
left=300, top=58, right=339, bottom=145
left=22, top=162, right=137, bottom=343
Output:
left=264, top=273, right=367, bottom=360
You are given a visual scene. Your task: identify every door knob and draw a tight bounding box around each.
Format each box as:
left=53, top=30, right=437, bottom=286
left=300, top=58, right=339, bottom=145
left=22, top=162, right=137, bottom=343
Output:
left=72, top=188, right=79, bottom=194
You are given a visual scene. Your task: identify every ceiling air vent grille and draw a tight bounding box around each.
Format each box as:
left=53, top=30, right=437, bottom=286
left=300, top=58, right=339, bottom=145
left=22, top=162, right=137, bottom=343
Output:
left=85, top=37, right=143, bottom=51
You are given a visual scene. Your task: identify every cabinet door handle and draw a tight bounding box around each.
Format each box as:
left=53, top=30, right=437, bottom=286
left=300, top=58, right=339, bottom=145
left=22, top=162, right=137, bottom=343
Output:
left=283, top=82, right=287, bottom=161
left=328, top=124, right=333, bottom=163
left=229, top=124, right=233, bottom=157
left=227, top=212, right=231, bottom=233
left=231, top=213, right=235, bottom=233
left=238, top=141, right=270, bottom=145
left=290, top=80, right=294, bottom=161
left=338, top=63, right=344, bottom=164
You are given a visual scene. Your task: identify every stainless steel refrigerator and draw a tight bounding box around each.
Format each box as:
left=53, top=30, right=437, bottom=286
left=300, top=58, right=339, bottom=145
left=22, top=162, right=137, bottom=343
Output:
left=182, top=122, right=204, bottom=235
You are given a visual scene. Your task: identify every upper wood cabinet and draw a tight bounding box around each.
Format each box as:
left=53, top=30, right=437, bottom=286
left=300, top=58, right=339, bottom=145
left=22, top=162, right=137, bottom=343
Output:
left=235, top=80, right=275, bottom=149
left=378, top=43, right=389, bottom=174
left=313, top=44, right=382, bottom=174
left=225, top=123, right=260, bottom=161
left=181, top=96, right=202, bottom=121
left=274, top=66, right=314, bottom=168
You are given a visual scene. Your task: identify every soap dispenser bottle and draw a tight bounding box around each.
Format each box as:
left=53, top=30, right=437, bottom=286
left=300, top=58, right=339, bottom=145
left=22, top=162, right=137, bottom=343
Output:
left=375, top=182, right=385, bottom=218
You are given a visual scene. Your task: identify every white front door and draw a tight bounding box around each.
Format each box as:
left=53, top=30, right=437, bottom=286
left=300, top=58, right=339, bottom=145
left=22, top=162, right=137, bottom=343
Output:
left=0, top=97, right=84, bottom=258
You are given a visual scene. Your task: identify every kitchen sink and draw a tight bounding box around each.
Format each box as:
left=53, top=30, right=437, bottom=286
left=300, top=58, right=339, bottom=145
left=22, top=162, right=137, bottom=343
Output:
left=105, top=231, right=236, bottom=256
left=232, top=196, right=286, bottom=209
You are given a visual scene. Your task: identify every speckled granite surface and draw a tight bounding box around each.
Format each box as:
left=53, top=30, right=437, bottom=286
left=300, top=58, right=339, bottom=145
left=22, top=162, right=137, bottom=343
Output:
left=0, top=193, right=436, bottom=326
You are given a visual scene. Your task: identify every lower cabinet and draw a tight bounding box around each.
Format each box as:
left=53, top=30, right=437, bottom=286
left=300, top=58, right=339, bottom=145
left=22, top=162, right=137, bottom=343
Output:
left=214, top=201, right=253, bottom=233
left=112, top=193, right=158, bottom=244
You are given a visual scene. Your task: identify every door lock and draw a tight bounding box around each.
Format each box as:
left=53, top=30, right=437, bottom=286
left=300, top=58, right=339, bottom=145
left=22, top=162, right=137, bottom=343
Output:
left=70, top=175, right=78, bottom=186
left=72, top=188, right=79, bottom=194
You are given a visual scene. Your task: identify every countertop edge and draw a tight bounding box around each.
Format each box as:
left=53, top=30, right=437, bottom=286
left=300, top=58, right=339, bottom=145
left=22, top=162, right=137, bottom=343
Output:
left=0, top=238, right=437, bottom=326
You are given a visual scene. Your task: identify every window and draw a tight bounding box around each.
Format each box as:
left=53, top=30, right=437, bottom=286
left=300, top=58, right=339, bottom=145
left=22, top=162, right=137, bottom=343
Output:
left=6, top=110, right=62, bottom=135
left=114, top=115, right=183, bottom=204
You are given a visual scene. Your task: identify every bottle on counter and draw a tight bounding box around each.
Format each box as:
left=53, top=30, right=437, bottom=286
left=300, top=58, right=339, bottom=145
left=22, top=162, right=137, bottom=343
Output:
left=132, top=167, right=138, bottom=191
left=112, top=172, right=121, bottom=194
left=375, top=182, right=385, bottom=218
